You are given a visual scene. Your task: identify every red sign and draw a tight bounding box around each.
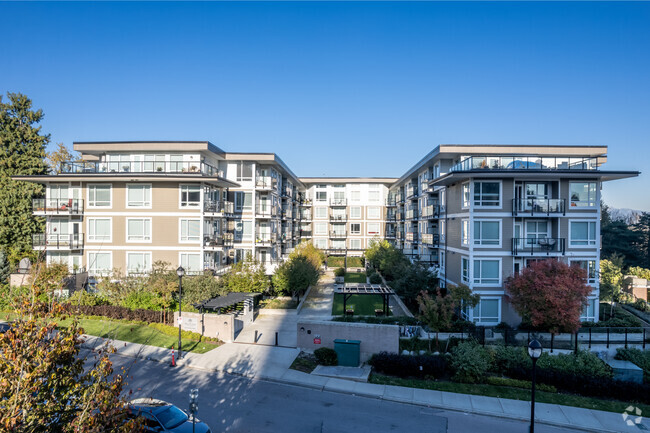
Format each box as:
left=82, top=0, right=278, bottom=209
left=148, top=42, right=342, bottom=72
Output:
left=314, top=338, right=321, bottom=344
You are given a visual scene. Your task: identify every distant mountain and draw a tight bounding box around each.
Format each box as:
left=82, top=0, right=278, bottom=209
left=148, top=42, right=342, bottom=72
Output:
left=609, top=207, right=645, bottom=225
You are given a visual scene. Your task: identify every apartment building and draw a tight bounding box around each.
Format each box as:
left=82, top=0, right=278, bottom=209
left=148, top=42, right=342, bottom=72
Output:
left=15, top=142, right=637, bottom=325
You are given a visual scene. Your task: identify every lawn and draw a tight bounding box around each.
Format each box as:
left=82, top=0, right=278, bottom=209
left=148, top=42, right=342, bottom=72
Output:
left=327, top=256, right=364, bottom=268
left=332, top=293, right=389, bottom=316
left=260, top=298, right=298, bottom=309
left=370, top=373, right=650, bottom=415
left=344, top=272, right=367, bottom=283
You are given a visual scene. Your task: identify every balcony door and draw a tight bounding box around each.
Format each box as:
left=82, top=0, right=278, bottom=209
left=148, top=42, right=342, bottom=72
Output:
left=258, top=222, right=270, bottom=241
left=525, top=220, right=549, bottom=248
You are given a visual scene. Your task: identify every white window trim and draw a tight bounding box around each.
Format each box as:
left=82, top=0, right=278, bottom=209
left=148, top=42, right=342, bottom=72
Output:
left=473, top=219, right=502, bottom=248
left=126, top=251, right=153, bottom=275
left=349, top=239, right=362, bottom=250
left=569, top=181, right=598, bottom=209
left=461, top=218, right=469, bottom=246
left=461, top=182, right=470, bottom=209
left=367, top=207, right=380, bottom=219
left=126, top=217, right=152, bottom=243
left=350, top=206, right=362, bottom=219
left=86, top=183, right=112, bottom=209
left=472, top=296, right=502, bottom=325
left=569, top=219, right=598, bottom=248
left=179, top=218, right=201, bottom=243
left=86, top=217, right=112, bottom=243
left=350, top=223, right=361, bottom=235
left=461, top=256, right=470, bottom=283
left=315, top=207, right=328, bottom=219
left=569, top=257, right=599, bottom=285
left=87, top=251, right=112, bottom=276
left=179, top=184, right=202, bottom=209
left=179, top=252, right=202, bottom=273
left=367, top=222, right=380, bottom=236
left=472, top=257, right=502, bottom=287
left=580, top=297, right=598, bottom=322
left=126, top=183, right=152, bottom=209
left=473, top=180, right=502, bottom=209
left=314, top=222, right=327, bottom=236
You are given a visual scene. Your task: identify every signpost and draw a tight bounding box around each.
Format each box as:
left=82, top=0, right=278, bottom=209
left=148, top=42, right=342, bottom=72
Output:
left=189, top=388, right=199, bottom=433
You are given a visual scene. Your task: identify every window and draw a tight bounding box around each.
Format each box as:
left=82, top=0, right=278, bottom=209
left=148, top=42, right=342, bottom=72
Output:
left=180, top=219, right=200, bottom=242
left=88, top=184, right=111, bottom=207
left=180, top=185, right=200, bottom=207
left=127, top=184, right=151, bottom=207
left=127, top=218, right=151, bottom=242
left=235, top=192, right=252, bottom=211
left=367, top=223, right=380, bottom=235
left=350, top=207, right=361, bottom=219
left=315, top=207, right=327, bottom=219
left=526, top=220, right=548, bottom=242
left=571, top=259, right=597, bottom=284
left=439, top=251, right=445, bottom=275
left=313, top=238, right=327, bottom=249
left=88, top=252, right=111, bottom=276
left=473, top=259, right=500, bottom=285
left=433, top=164, right=440, bottom=179
left=331, top=240, right=345, bottom=249
left=350, top=223, right=361, bottom=235
left=474, top=220, right=500, bottom=246
left=462, top=183, right=470, bottom=208
left=368, top=191, right=380, bottom=202
left=316, top=191, right=327, bottom=202
left=236, top=162, right=253, bottom=181
left=333, top=190, right=346, bottom=202
left=473, top=298, right=500, bottom=324
left=87, top=218, right=111, bottom=242
left=127, top=252, right=152, bottom=274
left=525, top=183, right=549, bottom=200
left=570, top=182, right=597, bottom=208
left=580, top=298, right=597, bottom=322
left=350, top=239, right=361, bottom=250
left=473, top=181, right=500, bottom=207
left=461, top=219, right=469, bottom=246
left=351, top=191, right=361, bottom=202
left=180, top=253, right=201, bottom=273
left=570, top=221, right=597, bottom=246
left=461, top=257, right=470, bottom=283
left=367, top=207, right=380, bottom=219
left=314, top=222, right=327, bottom=235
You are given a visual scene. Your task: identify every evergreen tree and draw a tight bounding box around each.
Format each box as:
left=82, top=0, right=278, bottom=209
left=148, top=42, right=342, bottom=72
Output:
left=0, top=92, right=50, bottom=253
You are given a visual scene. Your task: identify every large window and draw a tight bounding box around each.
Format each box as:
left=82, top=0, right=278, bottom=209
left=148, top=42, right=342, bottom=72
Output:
left=474, top=220, right=500, bottom=246
left=367, top=223, right=380, bottom=236
left=472, top=298, right=500, bottom=325
left=180, top=185, right=200, bottom=207
left=350, top=223, right=361, bottom=235
left=473, top=259, right=500, bottom=285
left=88, top=184, right=111, bottom=207
left=315, top=207, right=327, bottom=219
left=235, top=192, right=252, bottom=211
left=351, top=191, right=361, bottom=202
left=570, top=182, right=597, bottom=208
left=461, top=257, right=470, bottom=283
left=350, top=206, right=361, bottom=219
left=236, top=162, right=253, bottom=181
left=367, top=207, right=380, bottom=219
left=234, top=221, right=252, bottom=241
left=316, top=191, right=327, bottom=202
left=570, top=259, right=597, bottom=284
left=127, top=218, right=152, bottom=242
left=88, top=252, right=111, bottom=276
left=127, top=184, right=151, bottom=207
left=180, top=253, right=201, bottom=273
left=314, top=222, right=327, bottom=235
left=349, top=239, right=362, bottom=250
left=127, top=252, right=152, bottom=274
left=368, top=191, right=380, bottom=202
left=180, top=219, right=200, bottom=242
left=313, top=238, right=327, bottom=249
left=462, top=183, right=470, bottom=208
left=570, top=221, right=597, bottom=246
left=87, top=218, right=111, bottom=242
left=461, top=219, right=469, bottom=246
left=473, top=181, right=500, bottom=207
left=580, top=298, right=597, bottom=322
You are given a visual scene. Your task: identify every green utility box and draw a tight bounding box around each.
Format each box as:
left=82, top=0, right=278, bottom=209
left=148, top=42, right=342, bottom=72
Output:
left=333, top=339, right=361, bottom=367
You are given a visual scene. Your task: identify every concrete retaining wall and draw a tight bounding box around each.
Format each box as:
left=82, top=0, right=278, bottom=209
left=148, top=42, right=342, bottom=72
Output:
left=297, top=320, right=399, bottom=362
left=174, top=311, right=234, bottom=343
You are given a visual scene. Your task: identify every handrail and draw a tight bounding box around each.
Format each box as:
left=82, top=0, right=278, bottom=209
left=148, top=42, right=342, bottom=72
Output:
left=451, top=156, right=600, bottom=172
left=60, top=160, right=224, bottom=177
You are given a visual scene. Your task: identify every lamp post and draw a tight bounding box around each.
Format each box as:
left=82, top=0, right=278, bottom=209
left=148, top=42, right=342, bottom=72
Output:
left=527, top=339, right=543, bottom=433
left=176, top=266, right=185, bottom=359
left=189, top=388, right=199, bottom=433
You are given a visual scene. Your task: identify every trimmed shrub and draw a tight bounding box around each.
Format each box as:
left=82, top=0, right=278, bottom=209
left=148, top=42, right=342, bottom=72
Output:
left=369, top=273, right=382, bottom=284
left=536, top=350, right=612, bottom=379
left=489, top=345, right=531, bottom=373
left=147, top=322, right=221, bottom=343
left=334, top=268, right=346, bottom=277
left=67, top=290, right=107, bottom=306
left=369, top=352, right=448, bottom=379
left=450, top=341, right=492, bottom=383
left=314, top=347, right=338, bottom=366
left=332, top=316, right=419, bottom=325
left=486, top=376, right=556, bottom=393
left=633, top=299, right=650, bottom=312
left=63, top=304, right=168, bottom=324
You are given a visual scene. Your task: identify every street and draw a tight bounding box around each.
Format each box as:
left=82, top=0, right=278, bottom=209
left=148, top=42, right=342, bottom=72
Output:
left=92, top=352, right=579, bottom=433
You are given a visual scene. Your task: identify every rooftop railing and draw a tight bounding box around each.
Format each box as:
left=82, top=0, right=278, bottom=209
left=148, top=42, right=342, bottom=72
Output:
left=451, top=156, right=600, bottom=173
left=60, top=161, right=224, bottom=177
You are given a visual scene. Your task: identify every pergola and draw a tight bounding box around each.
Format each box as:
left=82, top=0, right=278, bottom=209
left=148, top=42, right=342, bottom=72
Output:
left=334, top=283, right=395, bottom=316
left=196, top=292, right=261, bottom=314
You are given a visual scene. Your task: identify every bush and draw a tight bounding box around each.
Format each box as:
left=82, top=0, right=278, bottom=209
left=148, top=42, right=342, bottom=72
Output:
left=486, top=376, right=556, bottom=393
left=450, top=341, right=492, bottom=383
left=63, top=304, right=168, bottom=324
left=489, top=345, right=531, bottom=373
left=369, top=352, right=448, bottom=379
left=616, top=348, right=650, bottom=382
left=314, top=347, right=338, bottom=366
left=332, top=316, right=420, bottom=325
left=147, top=322, right=220, bottom=343
left=334, top=268, right=346, bottom=277
left=536, top=350, right=612, bottom=379
left=366, top=268, right=376, bottom=278
left=67, top=290, right=107, bottom=306
left=633, top=299, right=650, bottom=312
left=369, top=273, right=382, bottom=284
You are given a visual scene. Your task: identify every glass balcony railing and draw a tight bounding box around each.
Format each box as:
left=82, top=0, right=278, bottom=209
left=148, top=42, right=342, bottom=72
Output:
left=451, top=156, right=600, bottom=173
left=204, top=200, right=234, bottom=214
left=329, top=231, right=347, bottom=238
left=256, top=204, right=277, bottom=217
left=511, top=237, right=566, bottom=256
left=33, top=233, right=84, bottom=250
left=512, top=198, right=566, bottom=216
left=329, top=198, right=347, bottom=206
left=421, top=233, right=443, bottom=247
left=33, top=198, right=84, bottom=215
left=60, top=161, right=224, bottom=177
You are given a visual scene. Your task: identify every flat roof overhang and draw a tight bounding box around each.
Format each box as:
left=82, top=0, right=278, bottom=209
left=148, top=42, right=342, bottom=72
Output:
left=429, top=170, right=640, bottom=187
left=13, top=174, right=240, bottom=188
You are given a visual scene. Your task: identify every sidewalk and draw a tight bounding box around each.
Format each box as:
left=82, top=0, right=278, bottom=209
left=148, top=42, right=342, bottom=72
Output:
left=299, top=271, right=335, bottom=319
left=82, top=334, right=650, bottom=433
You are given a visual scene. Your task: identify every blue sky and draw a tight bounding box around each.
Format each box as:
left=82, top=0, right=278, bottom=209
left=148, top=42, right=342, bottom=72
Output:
left=1, top=2, right=648, bottom=210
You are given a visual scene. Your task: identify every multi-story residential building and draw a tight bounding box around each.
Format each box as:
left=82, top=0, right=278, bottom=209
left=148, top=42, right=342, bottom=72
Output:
left=16, top=142, right=638, bottom=325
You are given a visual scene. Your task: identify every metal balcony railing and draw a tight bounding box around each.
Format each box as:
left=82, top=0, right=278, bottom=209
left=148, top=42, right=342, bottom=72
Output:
left=330, top=214, right=347, bottom=222
left=421, top=233, right=443, bottom=247
left=204, top=200, right=234, bottom=214
left=255, top=232, right=278, bottom=244
left=60, top=161, right=223, bottom=177
left=255, top=176, right=275, bottom=189
left=203, top=235, right=226, bottom=247
left=386, top=198, right=398, bottom=206
left=405, top=186, right=418, bottom=199
left=511, top=237, right=566, bottom=256
left=420, top=204, right=443, bottom=219
left=329, top=231, right=347, bottom=238
left=386, top=213, right=398, bottom=221
left=299, top=230, right=312, bottom=237
left=329, top=198, right=347, bottom=206
left=256, top=204, right=278, bottom=217
left=300, top=199, right=312, bottom=207
left=512, top=198, right=566, bottom=216
left=33, top=233, right=84, bottom=250
left=385, top=231, right=396, bottom=239
left=33, top=198, right=84, bottom=215
left=405, top=232, right=418, bottom=243
left=451, top=156, right=600, bottom=173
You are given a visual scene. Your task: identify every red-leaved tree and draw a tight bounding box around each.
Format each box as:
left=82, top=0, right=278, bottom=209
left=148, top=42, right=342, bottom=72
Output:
left=505, top=259, right=592, bottom=333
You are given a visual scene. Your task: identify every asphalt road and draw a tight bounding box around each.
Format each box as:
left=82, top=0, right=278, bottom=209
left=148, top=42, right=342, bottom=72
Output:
left=90, top=352, right=579, bottom=433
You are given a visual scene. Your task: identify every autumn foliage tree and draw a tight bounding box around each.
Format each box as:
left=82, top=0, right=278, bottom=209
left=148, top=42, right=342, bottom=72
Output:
left=417, top=283, right=479, bottom=332
left=505, top=259, right=592, bottom=333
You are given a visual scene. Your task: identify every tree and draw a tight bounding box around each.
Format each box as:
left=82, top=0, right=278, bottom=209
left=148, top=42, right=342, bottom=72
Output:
left=225, top=253, right=269, bottom=293
left=505, top=259, right=592, bottom=333
left=417, top=283, right=479, bottom=332
left=0, top=92, right=50, bottom=253
left=46, top=142, right=78, bottom=174
left=632, top=212, right=650, bottom=269
left=0, top=249, right=10, bottom=284
left=0, top=265, right=144, bottom=432
left=628, top=266, right=650, bottom=280
left=600, top=256, right=624, bottom=303
left=272, top=241, right=323, bottom=300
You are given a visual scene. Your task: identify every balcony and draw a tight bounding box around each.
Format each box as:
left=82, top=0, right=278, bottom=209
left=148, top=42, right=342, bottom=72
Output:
left=281, top=209, right=293, bottom=219
left=256, top=204, right=278, bottom=218
left=420, top=204, right=443, bottom=219
left=329, top=231, right=347, bottom=239
left=255, top=176, right=275, bottom=190
left=511, top=237, right=566, bottom=256
left=300, top=212, right=312, bottom=220
left=386, top=198, right=398, bottom=207
left=33, top=233, right=84, bottom=250
left=385, top=231, right=396, bottom=239
left=329, top=198, right=347, bottom=206
left=451, top=156, right=600, bottom=173
left=203, top=234, right=233, bottom=249
left=299, top=230, right=312, bottom=238
left=405, top=186, right=418, bottom=200
left=33, top=198, right=84, bottom=215
left=512, top=198, right=566, bottom=216
left=61, top=161, right=224, bottom=177
left=421, top=233, right=443, bottom=247
left=300, top=199, right=313, bottom=207
left=330, top=214, right=347, bottom=222
left=386, top=213, right=397, bottom=221
left=281, top=184, right=293, bottom=198
left=203, top=200, right=234, bottom=215
left=396, top=231, right=405, bottom=240
left=255, top=232, right=278, bottom=246
left=405, top=209, right=417, bottom=220
left=405, top=232, right=418, bottom=243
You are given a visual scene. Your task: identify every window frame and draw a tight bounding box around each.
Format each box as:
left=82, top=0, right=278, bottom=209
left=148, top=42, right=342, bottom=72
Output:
left=87, top=251, right=112, bottom=276
left=350, top=206, right=361, bottom=219
left=472, top=297, right=501, bottom=325
left=367, top=222, right=380, bottom=236
left=461, top=257, right=470, bottom=283
left=86, top=217, right=112, bottom=243
left=569, top=258, right=598, bottom=284
left=569, top=181, right=598, bottom=208
left=126, top=183, right=152, bottom=208
left=473, top=180, right=502, bottom=208
left=87, top=184, right=112, bottom=208
left=473, top=219, right=501, bottom=247
left=179, top=184, right=201, bottom=208
left=179, top=218, right=201, bottom=243
left=367, top=207, right=380, bottom=219
left=569, top=220, right=597, bottom=247
left=472, top=258, right=501, bottom=286
left=179, top=252, right=202, bottom=274
left=349, top=238, right=362, bottom=250
left=126, top=251, right=152, bottom=275
left=350, top=223, right=361, bottom=235
left=461, top=182, right=470, bottom=209
left=126, top=217, right=152, bottom=243
left=461, top=219, right=469, bottom=246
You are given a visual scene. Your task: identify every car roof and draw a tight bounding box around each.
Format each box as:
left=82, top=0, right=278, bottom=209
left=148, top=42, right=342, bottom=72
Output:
left=129, top=398, right=173, bottom=416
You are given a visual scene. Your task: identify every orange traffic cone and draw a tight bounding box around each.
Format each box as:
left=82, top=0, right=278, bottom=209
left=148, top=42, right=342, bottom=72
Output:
left=170, top=346, right=176, bottom=367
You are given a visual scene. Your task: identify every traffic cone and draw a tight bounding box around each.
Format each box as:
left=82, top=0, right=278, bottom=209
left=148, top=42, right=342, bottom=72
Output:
left=170, top=346, right=176, bottom=367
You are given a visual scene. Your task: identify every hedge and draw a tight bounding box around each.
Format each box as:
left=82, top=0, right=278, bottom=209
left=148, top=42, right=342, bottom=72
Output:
left=314, top=347, right=338, bottom=366
left=63, top=304, right=169, bottom=324
left=369, top=352, right=448, bottom=379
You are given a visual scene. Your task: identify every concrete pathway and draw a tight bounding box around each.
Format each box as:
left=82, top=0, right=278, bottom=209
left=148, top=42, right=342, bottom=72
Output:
left=299, top=271, right=335, bottom=319
left=234, top=313, right=298, bottom=347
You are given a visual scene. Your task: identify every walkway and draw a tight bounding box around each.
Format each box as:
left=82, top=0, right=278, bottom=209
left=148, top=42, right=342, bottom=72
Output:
left=234, top=313, right=298, bottom=347
left=299, top=270, right=335, bottom=319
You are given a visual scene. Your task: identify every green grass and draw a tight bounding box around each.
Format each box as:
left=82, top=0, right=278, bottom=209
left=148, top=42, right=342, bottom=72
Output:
left=370, top=373, right=650, bottom=415
left=327, top=257, right=364, bottom=268
left=290, top=351, right=319, bottom=373
left=344, top=272, right=367, bottom=283
left=332, top=293, right=390, bottom=316
left=260, top=298, right=298, bottom=309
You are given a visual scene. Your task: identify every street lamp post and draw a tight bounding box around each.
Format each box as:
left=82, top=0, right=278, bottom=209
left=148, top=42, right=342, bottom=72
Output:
left=189, top=388, right=199, bottom=433
left=176, top=266, right=185, bottom=359
left=528, top=339, right=543, bottom=433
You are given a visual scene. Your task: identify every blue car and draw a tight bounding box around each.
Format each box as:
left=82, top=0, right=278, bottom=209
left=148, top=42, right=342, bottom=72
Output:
left=128, top=398, right=211, bottom=433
